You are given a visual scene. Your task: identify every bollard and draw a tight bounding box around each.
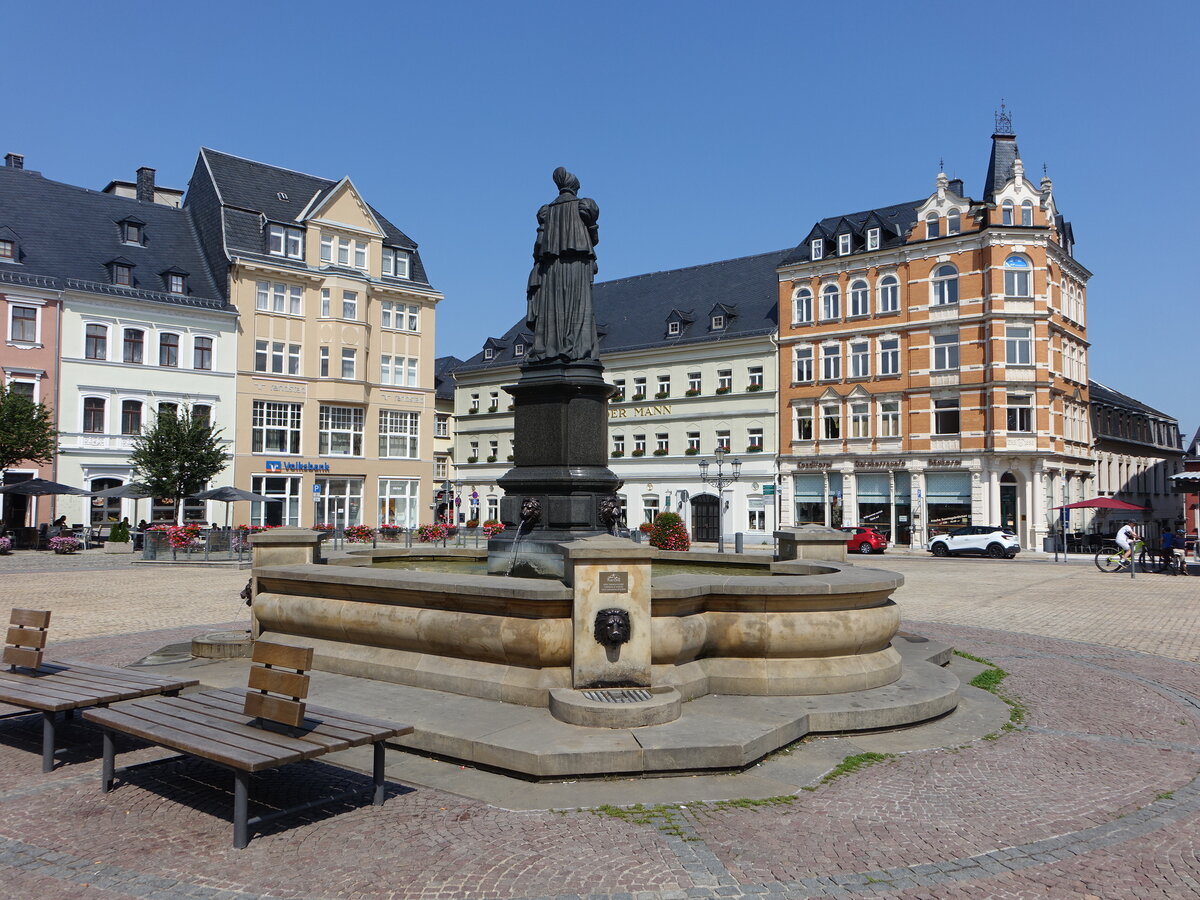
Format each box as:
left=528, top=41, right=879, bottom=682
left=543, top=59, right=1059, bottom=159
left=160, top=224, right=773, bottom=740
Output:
left=735, top=532, right=744, bottom=554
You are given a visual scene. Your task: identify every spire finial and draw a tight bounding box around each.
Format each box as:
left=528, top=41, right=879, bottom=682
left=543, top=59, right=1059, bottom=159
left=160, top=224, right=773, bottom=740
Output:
left=994, top=100, right=1014, bottom=135
left=939, top=157, right=945, bottom=172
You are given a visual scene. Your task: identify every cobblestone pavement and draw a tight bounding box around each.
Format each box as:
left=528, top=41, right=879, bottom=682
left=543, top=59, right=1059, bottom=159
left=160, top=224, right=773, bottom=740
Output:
left=0, top=555, right=1197, bottom=897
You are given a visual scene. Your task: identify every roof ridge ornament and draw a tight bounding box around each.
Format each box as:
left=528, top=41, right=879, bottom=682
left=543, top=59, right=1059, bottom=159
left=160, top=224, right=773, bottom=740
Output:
left=994, top=101, right=1014, bottom=136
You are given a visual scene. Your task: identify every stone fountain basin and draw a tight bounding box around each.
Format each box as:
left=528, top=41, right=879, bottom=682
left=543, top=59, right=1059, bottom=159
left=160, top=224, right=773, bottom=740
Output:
left=252, top=550, right=904, bottom=707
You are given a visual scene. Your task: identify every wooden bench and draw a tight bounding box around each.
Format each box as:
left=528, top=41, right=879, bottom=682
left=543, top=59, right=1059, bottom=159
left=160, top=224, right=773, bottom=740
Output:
left=84, top=641, right=411, bottom=848
left=0, top=608, right=199, bottom=772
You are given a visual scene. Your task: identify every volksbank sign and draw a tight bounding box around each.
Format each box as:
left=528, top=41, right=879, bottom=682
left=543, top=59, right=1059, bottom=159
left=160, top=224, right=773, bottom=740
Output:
left=265, top=460, right=332, bottom=473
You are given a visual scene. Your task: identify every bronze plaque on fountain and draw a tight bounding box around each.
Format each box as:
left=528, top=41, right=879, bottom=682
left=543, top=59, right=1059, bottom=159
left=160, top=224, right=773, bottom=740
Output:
left=599, top=571, right=629, bottom=593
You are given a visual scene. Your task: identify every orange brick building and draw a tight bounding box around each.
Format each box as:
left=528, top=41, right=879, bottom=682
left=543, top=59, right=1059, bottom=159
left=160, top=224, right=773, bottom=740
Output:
left=777, top=112, right=1093, bottom=550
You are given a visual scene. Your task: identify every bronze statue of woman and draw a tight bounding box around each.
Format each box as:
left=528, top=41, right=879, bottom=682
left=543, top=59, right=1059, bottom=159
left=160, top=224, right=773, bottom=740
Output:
left=525, top=167, right=600, bottom=364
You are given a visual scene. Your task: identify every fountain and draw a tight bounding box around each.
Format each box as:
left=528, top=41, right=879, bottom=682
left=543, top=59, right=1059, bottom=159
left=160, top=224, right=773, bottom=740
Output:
left=247, top=169, right=960, bottom=778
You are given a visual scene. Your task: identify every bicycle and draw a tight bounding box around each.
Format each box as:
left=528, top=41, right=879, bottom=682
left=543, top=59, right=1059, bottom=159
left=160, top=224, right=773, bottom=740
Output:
left=1138, top=545, right=1186, bottom=575
left=1095, top=539, right=1144, bottom=573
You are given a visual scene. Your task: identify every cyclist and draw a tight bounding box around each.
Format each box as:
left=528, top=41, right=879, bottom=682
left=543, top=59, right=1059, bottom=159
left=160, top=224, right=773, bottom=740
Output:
left=1115, top=520, right=1138, bottom=567
left=1162, top=529, right=1188, bottom=575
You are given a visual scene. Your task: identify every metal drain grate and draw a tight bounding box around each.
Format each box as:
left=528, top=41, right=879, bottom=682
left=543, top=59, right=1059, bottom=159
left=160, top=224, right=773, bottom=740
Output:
left=581, top=688, right=653, bottom=703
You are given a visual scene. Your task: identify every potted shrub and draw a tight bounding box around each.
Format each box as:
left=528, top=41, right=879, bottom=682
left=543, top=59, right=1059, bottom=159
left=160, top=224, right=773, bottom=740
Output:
left=465, top=519, right=480, bottom=529
left=49, top=535, right=82, bottom=554
left=649, top=512, right=690, bottom=552
left=104, top=520, right=133, bottom=554
left=638, top=522, right=654, bottom=535
left=0, top=535, right=12, bottom=555
left=468, top=407, right=480, bottom=415
left=611, top=450, right=624, bottom=458
left=415, top=523, right=450, bottom=543
left=377, top=524, right=402, bottom=543
left=482, top=519, right=505, bottom=537
left=487, top=405, right=498, bottom=413
left=467, top=456, right=479, bottom=464
left=486, top=455, right=497, bottom=463
left=343, top=524, right=375, bottom=543
left=506, top=454, right=514, bottom=461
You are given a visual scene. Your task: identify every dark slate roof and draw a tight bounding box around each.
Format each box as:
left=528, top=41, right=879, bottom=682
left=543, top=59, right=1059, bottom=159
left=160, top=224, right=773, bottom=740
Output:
left=984, top=132, right=1021, bottom=202
left=456, top=250, right=786, bottom=373
left=434, top=355, right=463, bottom=401
left=0, top=165, right=228, bottom=311
left=1088, top=380, right=1176, bottom=422
left=196, top=149, right=432, bottom=287
left=779, top=200, right=922, bottom=266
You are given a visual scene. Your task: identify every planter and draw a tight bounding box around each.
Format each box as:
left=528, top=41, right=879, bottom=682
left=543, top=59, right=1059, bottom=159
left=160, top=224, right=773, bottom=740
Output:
left=654, top=392, right=670, bottom=399
left=685, top=390, right=701, bottom=397
left=631, top=450, right=645, bottom=457
left=715, top=387, right=731, bottom=395
left=102, top=541, right=133, bottom=555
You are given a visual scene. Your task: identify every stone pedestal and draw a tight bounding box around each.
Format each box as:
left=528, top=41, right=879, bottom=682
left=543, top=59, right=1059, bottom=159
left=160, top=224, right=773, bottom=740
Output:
left=563, top=535, right=655, bottom=689
left=774, top=525, right=848, bottom=562
left=250, top=527, right=324, bottom=567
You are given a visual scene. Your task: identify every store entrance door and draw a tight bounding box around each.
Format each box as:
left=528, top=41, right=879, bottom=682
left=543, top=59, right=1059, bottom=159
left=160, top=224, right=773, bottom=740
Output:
left=1000, top=473, right=1018, bottom=532
left=690, top=494, right=718, bottom=543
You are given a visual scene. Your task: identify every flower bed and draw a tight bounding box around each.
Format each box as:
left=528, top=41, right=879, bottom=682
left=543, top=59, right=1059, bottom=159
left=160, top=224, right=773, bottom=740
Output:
left=415, top=523, right=451, bottom=543
left=49, top=535, right=81, bottom=554
left=343, top=524, right=375, bottom=543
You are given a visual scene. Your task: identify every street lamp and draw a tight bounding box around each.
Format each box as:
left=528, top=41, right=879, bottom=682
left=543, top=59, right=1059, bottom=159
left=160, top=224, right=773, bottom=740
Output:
left=698, top=446, right=742, bottom=553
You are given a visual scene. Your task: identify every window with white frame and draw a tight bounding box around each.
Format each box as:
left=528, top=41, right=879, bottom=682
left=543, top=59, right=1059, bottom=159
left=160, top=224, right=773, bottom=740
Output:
left=381, top=248, right=411, bottom=278
left=612, top=378, right=625, bottom=401
left=821, top=284, right=840, bottom=320
left=379, top=478, right=419, bottom=527
left=933, top=398, right=960, bottom=435
left=811, top=238, right=823, bottom=260
left=633, top=434, right=646, bottom=455
left=256, top=281, right=303, bottom=315
left=9, top=305, right=37, bottom=343
left=821, top=343, right=841, bottom=381
left=470, top=393, right=479, bottom=412
left=167, top=273, right=186, bottom=294
left=793, top=288, right=813, bottom=323
left=879, top=336, right=900, bottom=376
left=1021, top=200, right=1033, bottom=226
left=931, top=264, right=958, bottom=305
left=7, top=380, right=35, bottom=401
left=849, top=280, right=869, bottom=317
left=158, top=333, right=179, bottom=367
left=667, top=320, right=680, bottom=336
left=1004, top=255, right=1031, bottom=297
left=379, top=410, right=419, bottom=458
left=405, top=305, right=419, bottom=331
left=748, top=365, right=763, bottom=389
left=354, top=241, right=367, bottom=270
left=380, top=355, right=393, bottom=385
left=687, top=372, right=701, bottom=393
left=336, top=237, right=350, bottom=266
left=838, top=233, right=851, bottom=255
left=849, top=402, right=870, bottom=438
left=380, top=300, right=394, bottom=328
left=717, top=370, right=732, bottom=392
left=931, top=333, right=959, bottom=370
left=633, top=376, right=647, bottom=399
left=251, top=401, right=301, bottom=454
left=83, top=397, right=106, bottom=433
left=341, top=348, right=356, bottom=379
left=121, top=399, right=142, bottom=435
left=794, top=405, right=813, bottom=441
left=877, top=275, right=899, bottom=313
left=711, top=314, right=725, bottom=330
left=822, top=404, right=841, bottom=440
left=0, top=239, right=15, bottom=260
left=488, top=391, right=499, bottom=411
left=866, top=228, right=880, bottom=251
left=612, top=434, right=625, bottom=455
left=435, top=414, right=449, bottom=437
left=319, top=405, right=364, bottom=456
left=1005, top=326, right=1032, bottom=366
left=320, top=234, right=333, bottom=263
left=320, top=289, right=331, bottom=317
left=85, top=323, right=108, bottom=360
left=1007, top=394, right=1032, bottom=432
left=193, top=336, right=213, bottom=370
left=656, top=374, right=670, bottom=397
left=716, top=430, right=731, bottom=451
left=794, top=345, right=813, bottom=383
left=342, top=291, right=358, bottom=320
left=319, top=347, right=329, bottom=378
left=879, top=399, right=900, bottom=437
left=122, top=328, right=144, bottom=364
left=251, top=475, right=301, bottom=526
left=926, top=213, right=940, bottom=239
left=747, top=427, right=764, bottom=450
left=748, top=497, right=765, bottom=531
left=947, top=209, right=961, bottom=234
left=1002, top=200, right=1014, bottom=226
left=315, top=477, right=364, bottom=527
left=514, top=342, right=525, bottom=357
left=655, top=433, right=669, bottom=453
left=483, top=347, right=494, bottom=360
left=269, top=225, right=303, bottom=259
left=642, top=495, right=660, bottom=525
left=687, top=432, right=700, bottom=452
left=849, top=339, right=870, bottom=378
left=434, top=458, right=448, bottom=479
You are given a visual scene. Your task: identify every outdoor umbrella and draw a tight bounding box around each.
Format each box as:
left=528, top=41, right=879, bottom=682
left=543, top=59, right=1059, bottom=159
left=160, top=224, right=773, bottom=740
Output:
left=0, top=478, right=89, bottom=497
left=1054, top=497, right=1146, bottom=510
left=189, top=486, right=280, bottom=528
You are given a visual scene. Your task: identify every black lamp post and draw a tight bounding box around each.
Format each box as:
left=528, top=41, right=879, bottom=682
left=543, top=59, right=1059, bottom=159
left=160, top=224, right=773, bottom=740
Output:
left=698, top=447, right=742, bottom=553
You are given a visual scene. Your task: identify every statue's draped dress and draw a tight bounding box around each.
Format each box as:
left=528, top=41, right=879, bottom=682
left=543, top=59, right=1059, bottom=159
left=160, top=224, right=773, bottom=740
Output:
left=526, top=191, right=600, bottom=364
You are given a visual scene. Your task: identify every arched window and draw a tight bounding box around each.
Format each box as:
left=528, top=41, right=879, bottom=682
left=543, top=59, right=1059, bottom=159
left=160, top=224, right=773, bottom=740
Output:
left=1004, top=255, right=1031, bottom=297
left=926, top=212, right=940, bottom=239
left=821, top=284, right=840, bottom=320
left=849, top=280, right=869, bottom=317
left=947, top=209, right=961, bottom=235
left=122, top=328, right=144, bottom=364
left=1021, top=200, right=1033, bottom=227
left=1002, top=200, right=1014, bottom=226
left=931, top=264, right=958, bottom=306
left=793, top=288, right=813, bottom=324
left=877, top=275, right=899, bottom=313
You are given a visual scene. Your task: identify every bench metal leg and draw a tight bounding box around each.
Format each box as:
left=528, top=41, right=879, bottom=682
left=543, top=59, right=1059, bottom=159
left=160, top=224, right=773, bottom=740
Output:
left=373, top=741, right=386, bottom=805
left=101, top=730, right=115, bottom=792
left=41, top=712, right=56, bottom=773
left=233, top=770, right=250, bottom=849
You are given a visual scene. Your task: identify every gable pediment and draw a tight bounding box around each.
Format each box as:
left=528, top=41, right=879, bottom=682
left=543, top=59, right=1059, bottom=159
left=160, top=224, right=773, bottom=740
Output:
left=302, top=177, right=384, bottom=237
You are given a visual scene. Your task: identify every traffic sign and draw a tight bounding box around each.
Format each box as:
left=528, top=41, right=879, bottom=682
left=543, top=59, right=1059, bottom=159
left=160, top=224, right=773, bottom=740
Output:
left=762, top=485, right=776, bottom=496
left=312, top=485, right=321, bottom=495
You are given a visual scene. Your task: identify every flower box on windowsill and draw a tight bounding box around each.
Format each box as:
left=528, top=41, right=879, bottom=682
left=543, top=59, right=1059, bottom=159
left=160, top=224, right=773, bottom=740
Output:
left=631, top=450, right=645, bottom=457
left=506, top=455, right=514, bottom=461
left=612, top=394, right=626, bottom=403
left=611, top=451, right=624, bottom=458
left=745, top=445, right=764, bottom=452
left=487, top=406, right=498, bottom=413
left=685, top=389, right=701, bottom=397
left=654, top=392, right=669, bottom=400
left=466, top=456, right=478, bottom=464
left=468, top=408, right=479, bottom=415
left=653, top=449, right=668, bottom=456
left=685, top=448, right=699, bottom=455
left=747, top=384, right=763, bottom=392
left=507, top=404, right=514, bottom=410
left=715, top=386, right=731, bottom=395
left=632, top=394, right=647, bottom=401
left=486, top=456, right=497, bottom=463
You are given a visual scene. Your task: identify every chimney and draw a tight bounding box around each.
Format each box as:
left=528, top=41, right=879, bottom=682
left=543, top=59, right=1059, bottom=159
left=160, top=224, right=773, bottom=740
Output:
left=948, top=178, right=964, bottom=196
left=136, top=166, right=156, bottom=203
left=5, top=153, right=24, bottom=169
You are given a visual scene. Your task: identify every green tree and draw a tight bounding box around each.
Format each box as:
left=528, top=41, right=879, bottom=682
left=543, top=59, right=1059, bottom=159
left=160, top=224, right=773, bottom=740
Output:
left=0, top=384, right=58, bottom=473
left=129, top=405, right=228, bottom=524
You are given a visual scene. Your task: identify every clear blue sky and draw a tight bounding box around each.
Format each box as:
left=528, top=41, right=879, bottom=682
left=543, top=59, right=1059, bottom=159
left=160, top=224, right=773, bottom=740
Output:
left=4, top=1, right=1196, bottom=439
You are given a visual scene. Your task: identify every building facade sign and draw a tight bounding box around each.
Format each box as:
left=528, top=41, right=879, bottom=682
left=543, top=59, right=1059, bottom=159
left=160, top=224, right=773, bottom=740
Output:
left=265, top=460, right=332, bottom=473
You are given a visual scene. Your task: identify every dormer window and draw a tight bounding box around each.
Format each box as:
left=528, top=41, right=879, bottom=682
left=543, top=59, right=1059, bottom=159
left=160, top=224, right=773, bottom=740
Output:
left=0, top=239, right=13, bottom=260
left=667, top=320, right=681, bottom=336
left=838, top=234, right=851, bottom=256
left=121, top=220, right=143, bottom=244
left=168, top=273, right=185, bottom=293
left=811, top=238, right=824, bottom=260
left=381, top=248, right=411, bottom=278
left=866, top=228, right=880, bottom=251
left=484, top=347, right=494, bottom=360
left=106, top=259, right=135, bottom=286
left=269, top=224, right=304, bottom=259
left=711, top=314, right=725, bottom=330
left=514, top=343, right=525, bottom=357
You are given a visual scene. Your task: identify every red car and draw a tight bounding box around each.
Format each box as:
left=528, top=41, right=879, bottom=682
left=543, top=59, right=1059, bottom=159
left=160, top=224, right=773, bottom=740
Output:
left=840, top=526, right=888, bottom=554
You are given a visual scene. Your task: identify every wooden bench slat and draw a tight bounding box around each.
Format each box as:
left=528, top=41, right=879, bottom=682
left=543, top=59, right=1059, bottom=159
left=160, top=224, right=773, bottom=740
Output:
left=30, top=667, right=189, bottom=699
left=243, top=692, right=306, bottom=728
left=3, top=648, right=43, bottom=669
left=204, top=689, right=408, bottom=742
left=84, top=705, right=291, bottom=772
left=47, top=660, right=199, bottom=690
left=6, top=627, right=49, bottom=649
left=0, top=679, right=81, bottom=712
left=0, top=673, right=125, bottom=708
left=153, top=695, right=352, bottom=752
left=9, top=609, right=51, bottom=629
left=186, top=692, right=395, bottom=746
left=252, top=642, right=313, bottom=671
left=247, top=666, right=309, bottom=700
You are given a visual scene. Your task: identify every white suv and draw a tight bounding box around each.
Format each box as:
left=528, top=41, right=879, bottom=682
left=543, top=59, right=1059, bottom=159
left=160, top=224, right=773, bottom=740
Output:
left=927, top=526, right=1020, bottom=559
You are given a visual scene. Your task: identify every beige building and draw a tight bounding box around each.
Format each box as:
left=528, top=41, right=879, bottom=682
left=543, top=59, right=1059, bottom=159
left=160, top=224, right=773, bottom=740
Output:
left=187, top=149, right=442, bottom=527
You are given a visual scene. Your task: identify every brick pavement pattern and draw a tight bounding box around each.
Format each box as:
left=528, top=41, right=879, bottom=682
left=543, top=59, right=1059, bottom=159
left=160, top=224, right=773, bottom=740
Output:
left=0, top=553, right=1196, bottom=898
